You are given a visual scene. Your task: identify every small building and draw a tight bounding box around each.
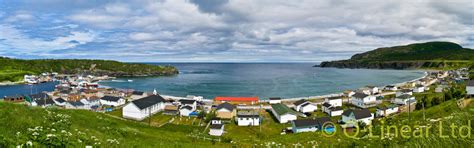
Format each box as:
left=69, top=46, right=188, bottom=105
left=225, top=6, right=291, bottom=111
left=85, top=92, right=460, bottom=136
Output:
left=122, top=95, right=166, bottom=120
left=351, top=93, right=377, bottom=108
left=376, top=104, right=399, bottom=117
left=384, top=85, right=398, bottom=91
left=215, top=102, right=236, bottom=119
left=270, top=104, right=299, bottom=123
left=293, top=99, right=317, bottom=113
left=291, top=117, right=331, bottom=133
left=342, top=109, right=374, bottom=126
left=130, top=91, right=148, bottom=100
left=236, top=114, right=260, bottom=126
left=209, top=120, right=224, bottom=136
left=100, top=96, right=126, bottom=107
left=65, top=101, right=87, bottom=109
left=466, top=80, right=474, bottom=97
left=163, top=105, right=179, bottom=115
left=393, top=94, right=416, bottom=105
left=179, top=99, right=197, bottom=110
left=27, top=93, right=55, bottom=107
left=214, top=96, right=259, bottom=105
left=396, top=89, right=413, bottom=97
left=328, top=106, right=344, bottom=117
left=324, top=97, right=342, bottom=107
left=53, top=98, right=67, bottom=106
left=413, top=85, right=425, bottom=93
left=268, top=97, right=282, bottom=104
left=179, top=105, right=194, bottom=116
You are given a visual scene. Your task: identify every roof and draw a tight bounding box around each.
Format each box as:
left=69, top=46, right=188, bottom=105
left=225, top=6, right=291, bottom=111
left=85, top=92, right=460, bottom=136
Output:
left=214, top=96, right=259, bottom=102
left=385, top=85, right=396, bottom=88
left=322, top=102, right=332, bottom=108
left=397, top=94, right=414, bottom=99
left=68, top=101, right=84, bottom=106
left=210, top=124, right=224, bottom=129
left=132, top=91, right=144, bottom=95
left=164, top=105, right=178, bottom=111
left=216, top=102, right=235, bottom=111
left=271, top=104, right=299, bottom=116
left=131, top=95, right=166, bottom=110
left=179, top=99, right=196, bottom=105
left=352, top=93, right=369, bottom=98
left=35, top=98, right=55, bottom=106
left=467, top=80, right=474, bottom=86
left=100, top=96, right=122, bottom=102
left=329, top=106, right=343, bottom=111
left=28, top=93, right=50, bottom=99
left=269, top=97, right=281, bottom=100
left=342, top=109, right=372, bottom=120
left=326, top=97, right=341, bottom=100
left=180, top=105, right=193, bottom=111
left=292, top=117, right=331, bottom=128
left=55, top=98, right=66, bottom=103
left=400, top=89, right=412, bottom=93
left=293, top=99, right=308, bottom=106
left=300, top=102, right=314, bottom=107
left=237, top=114, right=260, bottom=118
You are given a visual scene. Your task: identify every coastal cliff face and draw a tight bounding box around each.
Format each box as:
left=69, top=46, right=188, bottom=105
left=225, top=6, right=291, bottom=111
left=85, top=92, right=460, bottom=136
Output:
left=318, top=41, right=474, bottom=69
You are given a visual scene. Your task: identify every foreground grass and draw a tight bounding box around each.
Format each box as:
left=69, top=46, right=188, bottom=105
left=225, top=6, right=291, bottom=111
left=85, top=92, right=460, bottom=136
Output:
left=0, top=99, right=472, bottom=147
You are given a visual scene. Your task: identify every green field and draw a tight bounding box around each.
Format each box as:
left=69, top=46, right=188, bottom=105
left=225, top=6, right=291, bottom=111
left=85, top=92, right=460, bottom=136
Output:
left=1, top=97, right=472, bottom=147
left=0, top=69, right=33, bottom=83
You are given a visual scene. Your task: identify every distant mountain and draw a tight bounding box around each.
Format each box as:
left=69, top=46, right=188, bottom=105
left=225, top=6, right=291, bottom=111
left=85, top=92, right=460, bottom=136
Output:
left=318, top=41, right=474, bottom=69
left=0, top=57, right=178, bottom=82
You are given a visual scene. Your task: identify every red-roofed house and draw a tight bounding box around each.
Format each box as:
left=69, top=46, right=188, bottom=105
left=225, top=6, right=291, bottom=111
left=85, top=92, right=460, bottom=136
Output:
left=214, top=96, right=259, bottom=105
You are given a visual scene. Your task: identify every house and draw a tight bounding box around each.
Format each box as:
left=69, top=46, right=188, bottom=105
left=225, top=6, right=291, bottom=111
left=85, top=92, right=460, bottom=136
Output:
left=214, top=96, right=259, bottom=105
left=179, top=99, right=197, bottom=110
left=122, top=95, right=166, bottom=120
left=293, top=99, right=317, bottom=113
left=215, top=102, right=236, bottom=119
left=186, top=95, right=204, bottom=102
left=236, top=114, right=260, bottom=126
left=396, top=89, right=413, bottom=97
left=322, top=102, right=344, bottom=116
left=366, top=86, right=379, bottom=94
left=291, top=117, right=331, bottom=133
left=3, top=95, right=25, bottom=102
left=351, top=93, right=377, bottom=108
left=384, top=85, right=398, bottom=91
left=209, top=120, right=224, bottom=136
left=65, top=101, right=88, bottom=109
left=130, top=91, right=147, bottom=100
left=324, top=97, right=342, bottom=107
left=268, top=97, right=282, bottom=104
left=356, top=87, right=372, bottom=95
left=27, top=93, right=55, bottom=107
left=342, top=109, right=374, bottom=126
left=53, top=98, right=67, bottom=106
left=466, top=80, right=474, bottom=97
left=100, top=96, right=126, bottom=107
left=343, top=90, right=356, bottom=97
left=179, top=105, right=194, bottom=116
left=164, top=105, right=179, bottom=115
left=413, top=85, right=425, bottom=93
left=86, top=96, right=101, bottom=106
left=393, top=94, right=416, bottom=105
left=270, top=104, right=299, bottom=123
left=376, top=104, right=399, bottom=117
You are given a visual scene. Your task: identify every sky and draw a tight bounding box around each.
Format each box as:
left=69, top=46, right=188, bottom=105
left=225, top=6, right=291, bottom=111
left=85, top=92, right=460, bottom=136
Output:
left=0, top=0, right=473, bottom=62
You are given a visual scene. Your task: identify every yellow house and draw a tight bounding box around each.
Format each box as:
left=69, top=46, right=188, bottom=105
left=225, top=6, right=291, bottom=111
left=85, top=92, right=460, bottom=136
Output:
left=216, top=102, right=236, bottom=119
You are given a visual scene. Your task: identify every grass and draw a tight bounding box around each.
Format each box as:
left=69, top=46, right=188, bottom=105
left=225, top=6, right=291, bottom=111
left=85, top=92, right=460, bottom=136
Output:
left=0, top=97, right=472, bottom=147
left=0, top=69, right=33, bottom=82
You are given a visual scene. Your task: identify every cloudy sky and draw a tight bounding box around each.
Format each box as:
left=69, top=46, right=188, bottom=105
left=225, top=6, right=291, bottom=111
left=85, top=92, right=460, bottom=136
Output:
left=0, top=0, right=473, bottom=62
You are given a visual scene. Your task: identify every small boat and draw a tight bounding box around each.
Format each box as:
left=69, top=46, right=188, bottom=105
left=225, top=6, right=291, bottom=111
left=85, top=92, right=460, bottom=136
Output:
left=128, top=80, right=134, bottom=82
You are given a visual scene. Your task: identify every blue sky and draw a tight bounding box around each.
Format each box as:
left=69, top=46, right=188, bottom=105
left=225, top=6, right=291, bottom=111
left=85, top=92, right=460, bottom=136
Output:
left=0, top=0, right=473, bottom=62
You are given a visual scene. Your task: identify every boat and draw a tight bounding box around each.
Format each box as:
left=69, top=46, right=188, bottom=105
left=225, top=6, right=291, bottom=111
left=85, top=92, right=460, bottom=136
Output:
left=128, top=80, right=134, bottom=82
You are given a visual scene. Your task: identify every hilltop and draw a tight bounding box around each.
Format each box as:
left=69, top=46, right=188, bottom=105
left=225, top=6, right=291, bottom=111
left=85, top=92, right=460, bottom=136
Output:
left=0, top=57, right=178, bottom=82
left=319, top=41, right=474, bottom=69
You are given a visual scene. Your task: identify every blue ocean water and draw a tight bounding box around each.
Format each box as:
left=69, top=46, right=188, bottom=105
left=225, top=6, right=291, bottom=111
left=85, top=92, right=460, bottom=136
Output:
left=0, top=81, right=58, bottom=97
left=99, top=63, right=424, bottom=99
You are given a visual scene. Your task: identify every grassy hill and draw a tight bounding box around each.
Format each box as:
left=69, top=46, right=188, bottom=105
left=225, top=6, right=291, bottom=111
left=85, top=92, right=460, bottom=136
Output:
left=0, top=98, right=472, bottom=147
left=319, top=41, right=474, bottom=69
left=0, top=57, right=178, bottom=82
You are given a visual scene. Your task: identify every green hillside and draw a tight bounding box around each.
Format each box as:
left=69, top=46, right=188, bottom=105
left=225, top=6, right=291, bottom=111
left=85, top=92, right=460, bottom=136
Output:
left=319, top=41, right=474, bottom=69
left=0, top=98, right=472, bottom=147
left=0, top=57, right=178, bottom=82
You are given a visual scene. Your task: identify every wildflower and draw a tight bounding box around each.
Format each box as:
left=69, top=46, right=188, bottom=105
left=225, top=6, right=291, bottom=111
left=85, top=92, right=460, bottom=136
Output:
left=26, top=141, right=33, bottom=146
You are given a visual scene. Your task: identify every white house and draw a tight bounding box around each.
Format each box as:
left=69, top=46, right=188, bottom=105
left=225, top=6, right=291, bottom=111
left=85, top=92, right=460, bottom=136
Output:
left=466, top=80, right=474, bottom=97
left=291, top=117, right=331, bottom=133
left=53, top=98, right=67, bottom=106
left=293, top=100, right=317, bottom=113
left=209, top=120, right=224, bottom=136
left=413, top=85, right=425, bottom=93
left=324, top=97, right=342, bottom=107
left=367, top=86, right=379, bottom=94
left=396, top=89, right=413, bottom=97
left=65, top=101, right=88, bottom=110
left=376, top=104, right=399, bottom=117
left=351, top=93, right=377, bottom=108
left=179, top=99, right=197, bottom=110
left=179, top=105, right=194, bottom=116
left=342, top=109, right=374, bottom=126
left=268, top=97, right=282, bottom=104
left=393, top=94, right=416, bottom=105
left=122, top=95, right=166, bottom=120
left=100, top=96, right=126, bottom=107
left=384, top=85, right=398, bottom=91
left=322, top=102, right=344, bottom=117
left=271, top=104, right=298, bottom=123
left=186, top=95, right=204, bottom=102
left=236, top=114, right=260, bottom=126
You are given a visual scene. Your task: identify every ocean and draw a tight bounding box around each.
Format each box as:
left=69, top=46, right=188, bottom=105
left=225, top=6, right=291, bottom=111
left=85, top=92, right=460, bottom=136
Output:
left=98, top=63, right=424, bottom=99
